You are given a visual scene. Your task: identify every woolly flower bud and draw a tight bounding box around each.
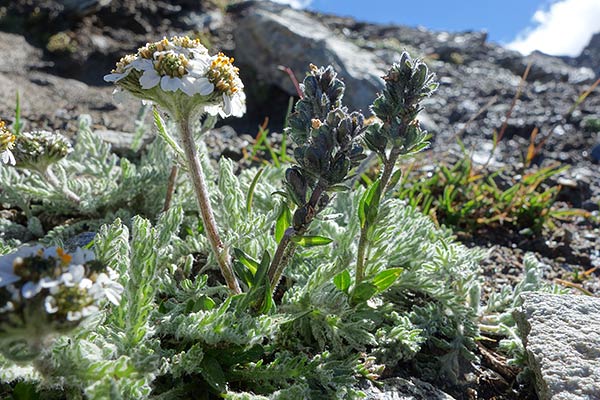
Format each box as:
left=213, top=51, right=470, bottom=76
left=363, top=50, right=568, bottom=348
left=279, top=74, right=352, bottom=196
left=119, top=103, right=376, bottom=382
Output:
left=0, top=120, right=16, bottom=166
left=104, top=36, right=245, bottom=119
left=12, top=130, right=72, bottom=171
left=0, top=245, right=123, bottom=361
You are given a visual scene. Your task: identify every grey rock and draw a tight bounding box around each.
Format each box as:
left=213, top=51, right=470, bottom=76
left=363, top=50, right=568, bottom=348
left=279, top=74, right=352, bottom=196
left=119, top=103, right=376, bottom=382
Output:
left=57, top=0, right=112, bottom=17
left=231, top=1, right=385, bottom=112
left=513, top=293, right=600, bottom=400
left=525, top=51, right=596, bottom=84
left=361, top=377, right=455, bottom=400
left=180, top=10, right=224, bottom=31
left=64, top=231, right=96, bottom=252
left=577, top=32, right=600, bottom=76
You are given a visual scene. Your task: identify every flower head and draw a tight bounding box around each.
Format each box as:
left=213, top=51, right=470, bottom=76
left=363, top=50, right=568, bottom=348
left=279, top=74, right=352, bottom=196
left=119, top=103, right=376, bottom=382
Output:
left=0, top=120, right=16, bottom=166
left=12, top=130, right=72, bottom=171
left=0, top=245, right=123, bottom=361
left=104, top=36, right=245, bottom=119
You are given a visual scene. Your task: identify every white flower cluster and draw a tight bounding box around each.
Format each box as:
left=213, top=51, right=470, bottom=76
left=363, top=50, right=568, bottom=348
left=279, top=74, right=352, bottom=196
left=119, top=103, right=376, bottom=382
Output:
left=0, top=245, right=123, bottom=324
left=104, top=36, right=245, bottom=118
left=0, top=120, right=16, bottom=166
left=11, top=130, right=73, bottom=171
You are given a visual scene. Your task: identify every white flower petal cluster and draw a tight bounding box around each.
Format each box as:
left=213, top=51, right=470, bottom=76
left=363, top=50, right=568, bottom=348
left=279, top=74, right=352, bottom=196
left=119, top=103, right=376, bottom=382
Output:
left=11, top=130, right=72, bottom=171
left=104, top=36, right=245, bottom=118
left=0, top=120, right=16, bottom=166
left=0, top=245, right=123, bottom=326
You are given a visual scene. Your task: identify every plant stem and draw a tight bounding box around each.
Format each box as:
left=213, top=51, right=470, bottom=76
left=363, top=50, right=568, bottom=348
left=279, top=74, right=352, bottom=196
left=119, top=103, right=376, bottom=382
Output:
left=355, top=147, right=401, bottom=283
left=267, top=228, right=296, bottom=289
left=42, top=167, right=81, bottom=204
left=355, top=225, right=369, bottom=284
left=380, top=147, right=401, bottom=195
left=268, top=180, right=327, bottom=291
left=163, top=164, right=179, bottom=212
left=178, top=117, right=241, bottom=294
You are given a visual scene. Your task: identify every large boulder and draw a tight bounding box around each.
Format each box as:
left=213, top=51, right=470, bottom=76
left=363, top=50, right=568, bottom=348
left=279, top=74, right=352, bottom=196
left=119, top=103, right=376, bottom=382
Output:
left=513, top=293, right=600, bottom=400
left=230, top=1, right=386, bottom=113
left=577, top=32, right=600, bottom=76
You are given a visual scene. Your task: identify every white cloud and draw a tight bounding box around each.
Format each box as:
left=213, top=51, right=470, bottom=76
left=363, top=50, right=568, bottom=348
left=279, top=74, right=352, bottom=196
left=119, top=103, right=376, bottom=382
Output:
left=507, top=0, right=600, bottom=56
left=270, top=0, right=313, bottom=8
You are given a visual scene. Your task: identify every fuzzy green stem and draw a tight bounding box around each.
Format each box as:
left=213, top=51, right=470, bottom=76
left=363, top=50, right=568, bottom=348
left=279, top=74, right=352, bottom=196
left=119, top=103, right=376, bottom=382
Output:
left=163, top=164, right=179, bottom=212
left=42, top=167, right=81, bottom=204
left=268, top=180, right=327, bottom=291
left=380, top=147, right=402, bottom=195
left=355, top=147, right=401, bottom=284
left=267, top=228, right=297, bottom=290
left=179, top=117, right=241, bottom=295
left=355, top=225, right=369, bottom=284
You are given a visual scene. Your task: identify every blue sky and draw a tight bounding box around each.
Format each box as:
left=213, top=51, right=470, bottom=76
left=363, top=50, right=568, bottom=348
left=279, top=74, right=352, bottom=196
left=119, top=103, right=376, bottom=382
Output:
left=272, top=0, right=600, bottom=56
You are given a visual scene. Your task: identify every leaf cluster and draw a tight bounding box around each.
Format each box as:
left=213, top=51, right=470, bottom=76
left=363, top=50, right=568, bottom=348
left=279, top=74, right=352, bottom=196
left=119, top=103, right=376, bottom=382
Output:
left=0, top=116, right=173, bottom=244
left=0, top=61, right=558, bottom=400
left=397, top=155, right=586, bottom=234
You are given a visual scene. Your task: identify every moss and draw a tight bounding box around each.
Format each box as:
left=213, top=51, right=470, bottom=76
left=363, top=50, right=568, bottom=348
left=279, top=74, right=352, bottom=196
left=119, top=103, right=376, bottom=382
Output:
left=583, top=117, right=600, bottom=133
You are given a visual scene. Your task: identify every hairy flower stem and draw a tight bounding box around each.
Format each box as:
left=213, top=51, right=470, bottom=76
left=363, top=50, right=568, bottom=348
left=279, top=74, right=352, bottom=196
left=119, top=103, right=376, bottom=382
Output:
left=268, top=181, right=327, bottom=291
left=42, top=167, right=81, bottom=205
left=268, top=229, right=297, bottom=289
left=179, top=117, right=241, bottom=294
left=355, top=147, right=401, bottom=283
left=163, top=164, right=179, bottom=212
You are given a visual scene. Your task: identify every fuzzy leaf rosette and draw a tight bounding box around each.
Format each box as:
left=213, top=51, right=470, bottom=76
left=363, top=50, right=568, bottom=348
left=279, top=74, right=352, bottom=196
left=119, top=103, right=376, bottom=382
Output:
left=0, top=120, right=16, bottom=166
left=0, top=245, right=123, bottom=362
left=104, top=36, right=245, bottom=119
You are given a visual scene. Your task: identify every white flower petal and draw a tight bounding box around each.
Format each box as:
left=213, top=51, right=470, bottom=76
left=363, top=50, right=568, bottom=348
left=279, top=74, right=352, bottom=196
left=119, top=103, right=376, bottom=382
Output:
left=189, top=48, right=210, bottom=61
left=1, top=150, right=15, bottom=165
left=139, top=69, right=161, bottom=89
left=42, top=247, right=58, bottom=258
left=160, top=76, right=183, bottom=92
left=71, top=248, right=95, bottom=265
left=180, top=76, right=214, bottom=96
left=0, top=272, right=20, bottom=288
left=130, top=58, right=153, bottom=71
left=230, top=93, right=246, bottom=117
left=0, top=302, right=15, bottom=313
left=179, top=76, right=196, bottom=96
left=39, top=276, right=60, bottom=288
left=79, top=278, right=93, bottom=290
left=61, top=272, right=75, bottom=287
left=222, top=93, right=232, bottom=116
left=21, top=281, right=42, bottom=299
left=44, top=296, right=58, bottom=314
left=0, top=245, right=44, bottom=274
left=81, top=305, right=99, bottom=317
left=195, top=78, right=214, bottom=96
left=104, top=291, right=121, bottom=305
left=69, top=264, right=86, bottom=282
left=188, top=58, right=210, bottom=74
left=67, top=311, right=82, bottom=321
left=103, top=73, right=126, bottom=83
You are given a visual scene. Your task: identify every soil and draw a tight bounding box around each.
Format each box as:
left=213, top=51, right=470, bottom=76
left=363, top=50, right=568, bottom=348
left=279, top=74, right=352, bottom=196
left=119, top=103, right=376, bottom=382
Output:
left=0, top=1, right=599, bottom=399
